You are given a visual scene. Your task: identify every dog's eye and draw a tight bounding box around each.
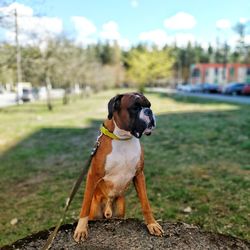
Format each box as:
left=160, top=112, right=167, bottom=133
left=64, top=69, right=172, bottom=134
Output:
left=133, top=105, right=140, bottom=111
left=129, top=105, right=140, bottom=112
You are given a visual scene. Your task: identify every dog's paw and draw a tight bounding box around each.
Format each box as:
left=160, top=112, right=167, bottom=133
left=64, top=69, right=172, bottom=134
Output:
left=147, top=221, right=164, bottom=236
left=74, top=226, right=88, bottom=242
left=73, top=217, right=89, bottom=242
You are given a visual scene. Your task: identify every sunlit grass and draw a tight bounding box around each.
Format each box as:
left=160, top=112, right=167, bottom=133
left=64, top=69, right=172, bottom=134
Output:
left=0, top=89, right=249, bottom=246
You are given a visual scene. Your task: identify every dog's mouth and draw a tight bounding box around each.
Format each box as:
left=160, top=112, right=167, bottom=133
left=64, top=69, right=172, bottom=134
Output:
left=143, top=126, right=154, bottom=136
left=131, top=112, right=156, bottom=138
left=132, top=125, right=154, bottom=138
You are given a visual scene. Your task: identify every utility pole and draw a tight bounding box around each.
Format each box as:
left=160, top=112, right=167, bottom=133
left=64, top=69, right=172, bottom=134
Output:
left=14, top=8, right=22, bottom=103
left=223, top=42, right=228, bottom=84
left=177, top=59, right=182, bottom=85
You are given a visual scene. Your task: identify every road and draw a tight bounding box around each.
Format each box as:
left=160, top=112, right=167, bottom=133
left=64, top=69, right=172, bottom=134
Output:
left=0, top=93, right=17, bottom=108
left=148, top=87, right=250, bottom=105
left=0, top=89, right=65, bottom=108
left=1, top=88, right=250, bottom=107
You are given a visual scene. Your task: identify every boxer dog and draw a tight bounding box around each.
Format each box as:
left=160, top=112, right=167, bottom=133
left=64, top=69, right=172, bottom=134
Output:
left=74, top=92, right=163, bottom=242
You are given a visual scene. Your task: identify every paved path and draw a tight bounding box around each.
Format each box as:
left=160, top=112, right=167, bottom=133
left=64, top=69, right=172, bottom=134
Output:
left=148, top=87, right=250, bottom=105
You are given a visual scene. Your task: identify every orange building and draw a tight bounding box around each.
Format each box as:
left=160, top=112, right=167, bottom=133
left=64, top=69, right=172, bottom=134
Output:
left=190, top=63, right=250, bottom=85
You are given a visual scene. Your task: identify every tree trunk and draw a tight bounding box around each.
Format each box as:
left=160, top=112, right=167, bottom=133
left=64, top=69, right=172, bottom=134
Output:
left=63, top=87, right=70, bottom=105
left=45, top=76, right=53, bottom=111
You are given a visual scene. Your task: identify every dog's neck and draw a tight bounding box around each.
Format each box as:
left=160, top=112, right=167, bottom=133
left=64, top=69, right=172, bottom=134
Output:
left=103, top=119, right=133, bottom=140
left=113, top=121, right=133, bottom=140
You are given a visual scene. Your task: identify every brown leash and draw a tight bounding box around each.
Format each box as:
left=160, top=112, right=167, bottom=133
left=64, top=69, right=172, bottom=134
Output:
left=42, top=132, right=102, bottom=250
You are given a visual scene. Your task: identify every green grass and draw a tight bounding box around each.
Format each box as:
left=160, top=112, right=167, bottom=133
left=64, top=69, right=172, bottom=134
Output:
left=0, top=90, right=250, bottom=246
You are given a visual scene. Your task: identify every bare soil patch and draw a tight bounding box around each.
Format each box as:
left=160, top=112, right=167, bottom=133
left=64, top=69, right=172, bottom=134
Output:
left=2, top=219, right=250, bottom=250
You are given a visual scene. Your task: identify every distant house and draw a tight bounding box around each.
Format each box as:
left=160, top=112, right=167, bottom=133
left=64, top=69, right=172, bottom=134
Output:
left=190, top=63, right=250, bottom=85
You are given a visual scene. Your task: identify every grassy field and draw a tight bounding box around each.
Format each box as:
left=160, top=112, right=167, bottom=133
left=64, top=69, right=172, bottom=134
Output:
left=0, top=90, right=250, bottom=246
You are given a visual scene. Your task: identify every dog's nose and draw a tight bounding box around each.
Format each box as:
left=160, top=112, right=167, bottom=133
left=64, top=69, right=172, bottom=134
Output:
left=144, top=108, right=152, bottom=116
left=150, top=119, right=155, bottom=127
left=148, top=118, right=155, bottom=128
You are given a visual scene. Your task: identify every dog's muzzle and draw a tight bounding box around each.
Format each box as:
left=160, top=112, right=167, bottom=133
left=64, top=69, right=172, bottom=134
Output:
left=140, top=108, right=156, bottom=136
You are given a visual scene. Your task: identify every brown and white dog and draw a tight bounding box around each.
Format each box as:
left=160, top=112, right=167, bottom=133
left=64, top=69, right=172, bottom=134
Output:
left=74, top=92, right=163, bottom=242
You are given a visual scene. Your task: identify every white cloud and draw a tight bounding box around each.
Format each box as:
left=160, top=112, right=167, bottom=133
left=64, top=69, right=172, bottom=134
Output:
left=0, top=2, right=33, bottom=17
left=227, top=34, right=250, bottom=48
left=227, top=35, right=239, bottom=47
left=139, top=29, right=196, bottom=47
left=174, top=33, right=196, bottom=46
left=131, top=0, right=139, bottom=8
left=216, top=19, right=231, bottom=30
left=118, top=38, right=131, bottom=50
left=239, top=17, right=249, bottom=24
left=71, top=16, right=97, bottom=38
left=5, top=31, right=29, bottom=44
left=164, top=12, right=196, bottom=30
left=245, top=35, right=250, bottom=44
left=0, top=2, right=63, bottom=45
left=139, top=29, right=170, bottom=48
left=70, top=18, right=131, bottom=49
left=100, top=21, right=120, bottom=40
left=99, top=21, right=131, bottom=49
left=21, top=16, right=62, bottom=36
left=71, top=16, right=97, bottom=45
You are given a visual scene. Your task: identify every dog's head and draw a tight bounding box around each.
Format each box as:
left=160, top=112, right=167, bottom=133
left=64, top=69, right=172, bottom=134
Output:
left=107, top=93, right=156, bottom=138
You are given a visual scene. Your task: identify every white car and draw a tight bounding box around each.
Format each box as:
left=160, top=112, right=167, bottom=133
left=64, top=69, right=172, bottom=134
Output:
left=177, top=84, right=196, bottom=92
left=21, top=88, right=34, bottom=102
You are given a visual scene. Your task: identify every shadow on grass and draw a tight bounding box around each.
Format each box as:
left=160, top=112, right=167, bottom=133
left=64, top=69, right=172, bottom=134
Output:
left=0, top=118, right=104, bottom=246
left=0, top=95, right=250, bottom=246
left=0, top=119, right=103, bottom=182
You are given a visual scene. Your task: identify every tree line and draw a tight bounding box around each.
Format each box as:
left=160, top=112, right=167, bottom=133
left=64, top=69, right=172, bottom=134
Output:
left=0, top=3, right=249, bottom=104
left=1, top=1, right=249, bottom=97
left=1, top=37, right=249, bottom=89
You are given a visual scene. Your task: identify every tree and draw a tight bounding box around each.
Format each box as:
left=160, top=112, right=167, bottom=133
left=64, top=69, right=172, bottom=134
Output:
left=0, top=43, right=15, bottom=86
left=233, top=21, right=250, bottom=63
left=125, top=47, right=174, bottom=91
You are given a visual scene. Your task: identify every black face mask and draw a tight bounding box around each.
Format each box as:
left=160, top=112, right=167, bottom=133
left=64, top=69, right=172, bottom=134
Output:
left=130, top=111, right=148, bottom=138
left=132, top=122, right=148, bottom=138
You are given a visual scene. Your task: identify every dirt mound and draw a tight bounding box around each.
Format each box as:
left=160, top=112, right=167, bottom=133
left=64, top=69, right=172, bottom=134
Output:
left=2, top=219, right=250, bottom=250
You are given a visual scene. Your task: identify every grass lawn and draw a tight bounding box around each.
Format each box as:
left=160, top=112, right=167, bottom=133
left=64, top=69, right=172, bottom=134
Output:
left=0, top=89, right=249, bottom=246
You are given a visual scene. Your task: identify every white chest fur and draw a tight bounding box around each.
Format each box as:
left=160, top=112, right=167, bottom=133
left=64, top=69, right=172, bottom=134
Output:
left=104, top=136, right=141, bottom=197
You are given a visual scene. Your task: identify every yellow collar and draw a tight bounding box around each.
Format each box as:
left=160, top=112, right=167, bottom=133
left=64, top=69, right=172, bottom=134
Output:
left=100, top=125, right=132, bottom=140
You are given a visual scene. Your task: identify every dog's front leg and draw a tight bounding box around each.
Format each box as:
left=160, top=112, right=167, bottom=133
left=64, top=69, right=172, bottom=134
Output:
left=133, top=171, right=164, bottom=236
left=74, top=169, right=103, bottom=242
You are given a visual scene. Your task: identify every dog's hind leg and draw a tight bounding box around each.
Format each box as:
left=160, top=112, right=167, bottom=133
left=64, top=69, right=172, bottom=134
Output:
left=88, top=193, right=104, bottom=220
left=113, top=196, right=125, bottom=218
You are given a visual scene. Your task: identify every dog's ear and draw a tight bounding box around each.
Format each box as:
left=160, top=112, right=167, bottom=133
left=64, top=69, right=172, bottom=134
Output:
left=108, top=94, right=123, bottom=120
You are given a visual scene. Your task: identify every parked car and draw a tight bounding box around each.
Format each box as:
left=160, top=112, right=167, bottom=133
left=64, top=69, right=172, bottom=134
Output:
left=202, top=83, right=220, bottom=93
left=224, top=83, right=246, bottom=95
left=177, top=84, right=193, bottom=92
left=218, top=85, right=227, bottom=94
left=192, top=84, right=203, bottom=92
left=21, top=88, right=34, bottom=102
left=242, top=84, right=250, bottom=95
left=176, top=84, right=184, bottom=91
left=0, top=85, right=4, bottom=93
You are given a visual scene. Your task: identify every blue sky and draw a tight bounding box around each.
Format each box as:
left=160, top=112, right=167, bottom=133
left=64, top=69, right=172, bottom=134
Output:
left=0, top=0, right=249, bottom=48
